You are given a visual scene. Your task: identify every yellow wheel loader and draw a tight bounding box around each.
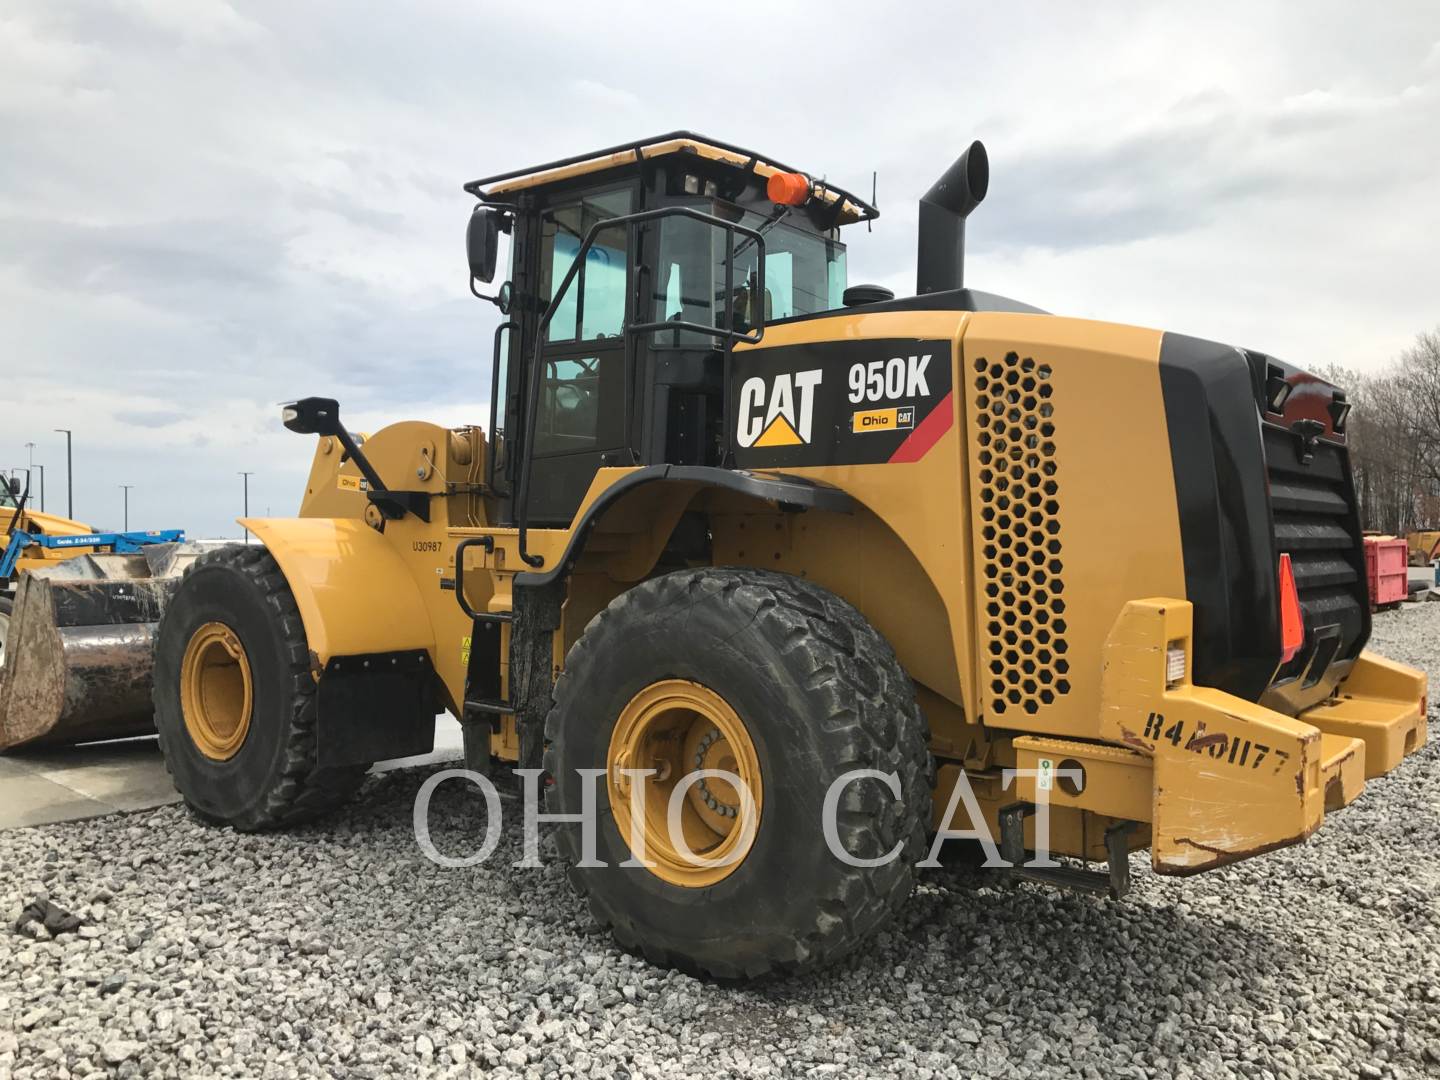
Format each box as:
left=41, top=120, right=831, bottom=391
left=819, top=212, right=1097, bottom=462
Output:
left=1407, top=530, right=1440, bottom=566
left=151, top=133, right=1426, bottom=978
left=0, top=475, right=198, bottom=751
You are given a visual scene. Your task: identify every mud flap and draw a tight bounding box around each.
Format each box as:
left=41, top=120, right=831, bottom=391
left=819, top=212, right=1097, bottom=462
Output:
left=316, top=650, right=438, bottom=767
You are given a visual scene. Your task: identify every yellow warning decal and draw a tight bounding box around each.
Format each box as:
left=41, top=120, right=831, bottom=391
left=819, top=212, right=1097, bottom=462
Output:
left=754, top=414, right=803, bottom=447
left=460, top=635, right=471, bottom=667
left=852, top=406, right=915, bottom=433
left=337, top=474, right=368, bottom=492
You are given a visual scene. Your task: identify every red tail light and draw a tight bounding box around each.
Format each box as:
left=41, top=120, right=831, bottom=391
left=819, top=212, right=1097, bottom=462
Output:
left=1279, top=553, right=1304, bottom=663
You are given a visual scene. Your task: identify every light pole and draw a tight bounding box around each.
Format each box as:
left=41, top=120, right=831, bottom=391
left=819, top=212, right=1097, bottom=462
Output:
left=119, top=484, right=133, bottom=532
left=54, top=429, right=72, bottom=520
left=31, top=464, right=44, bottom=513
left=24, top=442, right=35, bottom=508
left=239, top=471, right=254, bottom=543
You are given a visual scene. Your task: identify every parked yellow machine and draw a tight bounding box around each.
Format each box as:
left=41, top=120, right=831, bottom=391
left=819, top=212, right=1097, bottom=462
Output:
left=0, top=482, right=99, bottom=577
left=151, top=134, right=1426, bottom=977
left=1407, top=530, right=1440, bottom=566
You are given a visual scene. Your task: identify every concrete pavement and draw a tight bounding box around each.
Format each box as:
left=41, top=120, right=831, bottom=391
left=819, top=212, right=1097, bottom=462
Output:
left=0, top=716, right=464, bottom=830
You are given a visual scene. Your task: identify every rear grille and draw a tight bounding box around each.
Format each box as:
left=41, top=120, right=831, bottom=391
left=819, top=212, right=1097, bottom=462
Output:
left=1261, top=423, right=1367, bottom=680
left=970, top=351, right=1070, bottom=719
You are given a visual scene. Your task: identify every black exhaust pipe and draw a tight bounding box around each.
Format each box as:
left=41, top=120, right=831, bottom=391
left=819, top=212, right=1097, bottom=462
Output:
left=917, top=140, right=988, bottom=295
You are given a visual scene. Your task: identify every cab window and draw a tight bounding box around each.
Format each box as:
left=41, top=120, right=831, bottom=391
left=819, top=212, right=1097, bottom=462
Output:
left=535, top=357, right=607, bottom=454
left=541, top=189, right=632, bottom=342
left=652, top=207, right=846, bottom=343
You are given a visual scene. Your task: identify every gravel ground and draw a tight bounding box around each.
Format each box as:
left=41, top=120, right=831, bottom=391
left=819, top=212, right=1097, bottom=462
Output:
left=2, top=606, right=1439, bottom=1080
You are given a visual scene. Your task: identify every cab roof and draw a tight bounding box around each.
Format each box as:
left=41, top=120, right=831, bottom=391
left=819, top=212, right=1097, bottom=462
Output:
left=464, top=131, right=879, bottom=225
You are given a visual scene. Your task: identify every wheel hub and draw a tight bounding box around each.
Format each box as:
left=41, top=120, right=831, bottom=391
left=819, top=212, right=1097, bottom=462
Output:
left=607, top=679, right=762, bottom=887
left=180, top=621, right=253, bottom=761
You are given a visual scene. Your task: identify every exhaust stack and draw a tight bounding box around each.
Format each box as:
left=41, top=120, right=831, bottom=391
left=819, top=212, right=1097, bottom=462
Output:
left=917, top=140, right=989, bottom=295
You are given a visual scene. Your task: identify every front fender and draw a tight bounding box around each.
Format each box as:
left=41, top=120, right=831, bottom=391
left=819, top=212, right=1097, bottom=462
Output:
left=239, top=518, right=434, bottom=667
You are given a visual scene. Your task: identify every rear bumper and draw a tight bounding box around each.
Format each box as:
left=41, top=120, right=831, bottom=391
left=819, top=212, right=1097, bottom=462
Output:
left=1088, top=600, right=1426, bottom=874
left=1300, top=653, right=1428, bottom=779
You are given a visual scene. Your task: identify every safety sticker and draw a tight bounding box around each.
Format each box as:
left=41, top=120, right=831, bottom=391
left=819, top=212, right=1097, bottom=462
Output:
left=1036, top=758, right=1054, bottom=791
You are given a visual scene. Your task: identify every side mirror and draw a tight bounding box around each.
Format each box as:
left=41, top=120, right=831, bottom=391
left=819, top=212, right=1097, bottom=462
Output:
left=467, top=207, right=501, bottom=284
left=282, top=397, right=343, bottom=437
left=7, top=477, right=21, bottom=497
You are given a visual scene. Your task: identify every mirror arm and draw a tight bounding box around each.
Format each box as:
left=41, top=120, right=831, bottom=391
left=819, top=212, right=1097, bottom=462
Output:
left=470, top=276, right=513, bottom=316
left=469, top=277, right=505, bottom=307
left=330, top=427, right=388, bottom=496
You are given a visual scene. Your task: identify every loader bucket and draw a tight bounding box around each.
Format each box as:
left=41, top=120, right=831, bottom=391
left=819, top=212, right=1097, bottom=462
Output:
left=0, top=543, right=201, bottom=751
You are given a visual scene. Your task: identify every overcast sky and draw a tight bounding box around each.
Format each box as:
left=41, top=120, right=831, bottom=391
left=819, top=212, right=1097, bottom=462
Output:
left=3, top=1, right=1438, bottom=537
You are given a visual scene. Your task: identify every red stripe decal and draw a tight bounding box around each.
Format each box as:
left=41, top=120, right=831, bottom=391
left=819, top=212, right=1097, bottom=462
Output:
left=888, top=391, right=955, bottom=463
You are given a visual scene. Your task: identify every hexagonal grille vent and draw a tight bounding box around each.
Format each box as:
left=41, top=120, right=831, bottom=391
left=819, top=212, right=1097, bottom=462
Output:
left=973, top=352, right=1069, bottom=717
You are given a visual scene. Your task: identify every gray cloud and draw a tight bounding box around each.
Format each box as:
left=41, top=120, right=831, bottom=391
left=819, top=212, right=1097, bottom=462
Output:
left=114, top=409, right=187, bottom=428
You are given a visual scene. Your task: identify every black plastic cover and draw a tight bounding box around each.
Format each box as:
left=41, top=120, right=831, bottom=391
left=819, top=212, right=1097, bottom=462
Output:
left=1159, top=334, right=1370, bottom=708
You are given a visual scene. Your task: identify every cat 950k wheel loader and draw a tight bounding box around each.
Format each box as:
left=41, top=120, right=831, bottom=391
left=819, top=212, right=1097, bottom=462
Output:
left=151, top=133, right=1426, bottom=978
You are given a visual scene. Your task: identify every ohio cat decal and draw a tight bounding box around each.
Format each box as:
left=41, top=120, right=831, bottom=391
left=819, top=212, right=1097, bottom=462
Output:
left=731, top=339, right=953, bottom=467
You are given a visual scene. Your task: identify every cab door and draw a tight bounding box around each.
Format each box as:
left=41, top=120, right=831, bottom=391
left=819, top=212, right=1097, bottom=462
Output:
left=525, top=184, right=636, bottom=524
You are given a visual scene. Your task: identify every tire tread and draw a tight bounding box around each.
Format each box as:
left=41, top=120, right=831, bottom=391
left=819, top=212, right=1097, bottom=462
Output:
left=154, top=544, right=367, bottom=831
left=543, top=566, right=933, bottom=979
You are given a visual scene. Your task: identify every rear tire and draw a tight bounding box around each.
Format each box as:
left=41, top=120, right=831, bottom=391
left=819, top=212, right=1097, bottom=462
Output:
left=153, top=545, right=369, bottom=829
left=544, top=567, right=933, bottom=979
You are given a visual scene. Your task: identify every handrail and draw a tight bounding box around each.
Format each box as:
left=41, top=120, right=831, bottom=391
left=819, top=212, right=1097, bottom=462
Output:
left=513, top=205, right=767, bottom=568
left=488, top=319, right=516, bottom=493
left=464, top=130, right=879, bottom=221
left=452, top=535, right=494, bottom=620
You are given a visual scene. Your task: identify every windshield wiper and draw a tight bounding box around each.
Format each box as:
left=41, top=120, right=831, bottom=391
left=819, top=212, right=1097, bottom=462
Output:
left=732, top=205, right=790, bottom=260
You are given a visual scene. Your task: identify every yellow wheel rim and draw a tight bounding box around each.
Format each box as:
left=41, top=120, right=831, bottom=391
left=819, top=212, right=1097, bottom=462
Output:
left=607, top=679, right=763, bottom=888
left=180, top=621, right=253, bottom=761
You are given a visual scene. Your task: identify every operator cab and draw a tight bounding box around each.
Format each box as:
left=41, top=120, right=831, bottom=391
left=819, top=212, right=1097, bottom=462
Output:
left=464, top=133, right=877, bottom=527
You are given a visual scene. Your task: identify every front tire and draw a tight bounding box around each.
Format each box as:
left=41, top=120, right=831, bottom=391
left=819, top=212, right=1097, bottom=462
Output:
left=153, top=545, right=369, bottom=829
left=544, top=567, right=932, bottom=979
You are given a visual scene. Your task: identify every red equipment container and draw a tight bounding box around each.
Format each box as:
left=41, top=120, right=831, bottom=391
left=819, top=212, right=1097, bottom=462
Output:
left=1363, top=536, right=1409, bottom=610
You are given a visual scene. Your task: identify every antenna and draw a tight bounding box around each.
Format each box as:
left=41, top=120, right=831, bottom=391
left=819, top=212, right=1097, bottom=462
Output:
left=869, top=171, right=878, bottom=232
